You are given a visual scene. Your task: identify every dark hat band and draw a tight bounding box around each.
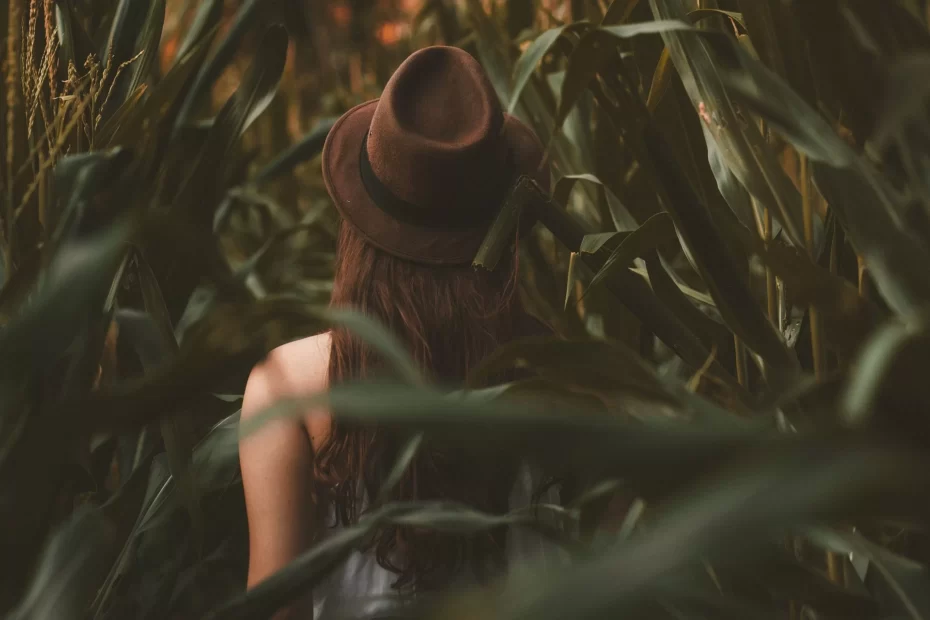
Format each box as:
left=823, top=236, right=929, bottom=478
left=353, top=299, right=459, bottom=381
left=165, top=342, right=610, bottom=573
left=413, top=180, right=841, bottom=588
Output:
left=358, top=132, right=515, bottom=230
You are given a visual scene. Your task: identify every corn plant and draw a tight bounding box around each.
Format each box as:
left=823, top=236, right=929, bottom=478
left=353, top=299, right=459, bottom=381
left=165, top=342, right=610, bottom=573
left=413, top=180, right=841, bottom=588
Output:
left=6, top=0, right=930, bottom=619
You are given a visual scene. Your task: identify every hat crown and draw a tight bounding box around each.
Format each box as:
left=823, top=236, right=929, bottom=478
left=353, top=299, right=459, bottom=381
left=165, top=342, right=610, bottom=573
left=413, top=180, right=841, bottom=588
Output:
left=320, top=45, right=548, bottom=265
left=379, top=46, right=502, bottom=147
left=365, top=46, right=509, bottom=211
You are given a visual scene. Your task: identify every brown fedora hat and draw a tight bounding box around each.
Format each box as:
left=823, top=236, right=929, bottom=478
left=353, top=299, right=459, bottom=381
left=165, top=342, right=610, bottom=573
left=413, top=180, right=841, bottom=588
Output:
left=322, top=46, right=549, bottom=266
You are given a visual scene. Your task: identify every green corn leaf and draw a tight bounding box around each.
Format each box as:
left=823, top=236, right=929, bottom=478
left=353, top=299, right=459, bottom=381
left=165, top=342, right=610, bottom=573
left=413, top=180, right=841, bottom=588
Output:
left=175, top=0, right=224, bottom=61
left=716, top=41, right=930, bottom=315
left=134, top=253, right=203, bottom=555
left=7, top=509, right=115, bottom=620
left=172, top=0, right=269, bottom=135
left=236, top=380, right=767, bottom=502
left=579, top=231, right=627, bottom=255
left=687, top=9, right=745, bottom=30
left=601, top=0, right=642, bottom=25
left=324, top=307, right=425, bottom=387
left=104, top=26, right=216, bottom=147
left=639, top=113, right=799, bottom=383
left=466, top=335, right=673, bottom=402
left=643, top=250, right=732, bottom=352
left=580, top=213, right=677, bottom=302
left=805, top=526, right=930, bottom=620
left=251, top=117, right=338, bottom=186
left=125, top=0, right=166, bottom=99
left=509, top=25, right=572, bottom=115
left=552, top=32, right=615, bottom=140
left=649, top=0, right=821, bottom=251
left=599, top=18, right=692, bottom=39
left=54, top=1, right=96, bottom=70
left=474, top=440, right=929, bottom=620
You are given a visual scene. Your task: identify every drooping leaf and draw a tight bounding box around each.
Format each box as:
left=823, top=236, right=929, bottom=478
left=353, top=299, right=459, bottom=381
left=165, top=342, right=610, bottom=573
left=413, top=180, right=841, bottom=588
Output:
left=130, top=411, right=241, bottom=540
left=54, top=1, right=98, bottom=71
left=8, top=509, right=115, bottom=620
left=232, top=223, right=318, bottom=281
left=647, top=9, right=748, bottom=112
left=251, top=117, right=338, bottom=186
left=88, top=452, right=158, bottom=617
left=871, top=53, right=930, bottom=151
left=687, top=9, right=745, bottom=30
left=581, top=213, right=677, bottom=301
left=468, top=0, right=599, bottom=218
left=91, top=413, right=239, bottom=616
left=646, top=47, right=672, bottom=111
left=580, top=231, right=627, bottom=255
left=103, top=0, right=150, bottom=63
left=838, top=318, right=930, bottom=429
left=466, top=335, right=673, bottom=403
left=509, top=25, right=572, bottom=115
left=640, top=115, right=799, bottom=383
left=106, top=27, right=216, bottom=146
left=113, top=309, right=173, bottom=373
left=643, top=250, right=732, bottom=353
left=375, top=433, right=424, bottom=503
left=125, top=0, right=166, bottom=99
left=0, top=252, right=40, bottom=323
left=472, top=440, right=930, bottom=620
left=175, top=25, right=289, bottom=232
left=601, top=0, right=642, bottom=25
left=49, top=147, right=133, bottom=248
left=83, top=299, right=320, bottom=434
left=324, top=308, right=425, bottom=387
left=666, top=73, right=762, bottom=250
left=172, top=0, right=271, bottom=134
left=0, top=218, right=131, bottom=414
left=0, top=220, right=132, bottom=563
left=205, top=500, right=566, bottom=620
left=238, top=380, right=766, bottom=502
left=175, top=0, right=224, bottom=62
left=553, top=173, right=631, bottom=230
left=649, top=0, right=821, bottom=251
left=238, top=30, right=291, bottom=137
left=572, top=26, right=794, bottom=380
left=552, top=31, right=616, bottom=139
left=204, top=513, right=374, bottom=620
left=599, top=19, right=693, bottom=39
left=525, top=178, right=732, bottom=382
left=474, top=179, right=527, bottom=271
left=84, top=298, right=431, bottom=433
left=715, top=57, right=854, bottom=166
left=746, top=234, right=882, bottom=352
left=99, top=0, right=158, bottom=113
left=95, top=85, right=148, bottom=146
left=715, top=42, right=930, bottom=315
left=805, top=526, right=930, bottom=620
left=133, top=253, right=204, bottom=552
left=735, top=0, right=815, bottom=105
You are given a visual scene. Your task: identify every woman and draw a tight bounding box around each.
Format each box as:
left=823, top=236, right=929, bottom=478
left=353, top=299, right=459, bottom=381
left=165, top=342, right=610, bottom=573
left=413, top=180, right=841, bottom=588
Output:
left=239, top=46, right=554, bottom=619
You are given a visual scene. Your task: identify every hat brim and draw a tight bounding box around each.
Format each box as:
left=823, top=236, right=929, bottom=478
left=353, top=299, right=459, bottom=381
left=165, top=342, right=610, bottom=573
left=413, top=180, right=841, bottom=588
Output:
left=322, top=100, right=549, bottom=266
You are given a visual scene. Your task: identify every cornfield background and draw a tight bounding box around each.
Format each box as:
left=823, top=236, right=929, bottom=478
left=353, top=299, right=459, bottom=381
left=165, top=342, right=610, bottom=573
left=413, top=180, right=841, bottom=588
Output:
left=3, top=0, right=930, bottom=618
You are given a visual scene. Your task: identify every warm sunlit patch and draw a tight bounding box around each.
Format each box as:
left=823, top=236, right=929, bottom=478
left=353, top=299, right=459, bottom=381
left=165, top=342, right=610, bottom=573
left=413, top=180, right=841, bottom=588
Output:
left=399, top=0, right=424, bottom=11
left=330, top=3, right=351, bottom=28
left=161, top=35, right=177, bottom=73
left=377, top=21, right=409, bottom=46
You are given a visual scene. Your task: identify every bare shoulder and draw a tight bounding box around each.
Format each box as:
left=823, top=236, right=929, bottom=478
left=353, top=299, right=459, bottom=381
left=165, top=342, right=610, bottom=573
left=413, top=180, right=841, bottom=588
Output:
left=241, top=331, right=332, bottom=419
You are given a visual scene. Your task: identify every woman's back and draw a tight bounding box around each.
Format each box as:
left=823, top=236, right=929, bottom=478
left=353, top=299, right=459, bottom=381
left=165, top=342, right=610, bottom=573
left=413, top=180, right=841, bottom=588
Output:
left=311, top=461, right=562, bottom=620
left=243, top=333, right=563, bottom=620
left=240, top=45, right=554, bottom=619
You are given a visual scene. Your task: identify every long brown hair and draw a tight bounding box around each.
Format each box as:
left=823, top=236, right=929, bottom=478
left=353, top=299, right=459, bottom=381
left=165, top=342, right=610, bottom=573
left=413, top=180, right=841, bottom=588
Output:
left=314, top=220, right=540, bottom=591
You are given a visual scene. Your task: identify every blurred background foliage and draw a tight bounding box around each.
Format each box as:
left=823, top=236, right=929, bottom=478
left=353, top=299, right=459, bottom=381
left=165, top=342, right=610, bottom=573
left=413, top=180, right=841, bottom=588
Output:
left=6, top=0, right=930, bottom=618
